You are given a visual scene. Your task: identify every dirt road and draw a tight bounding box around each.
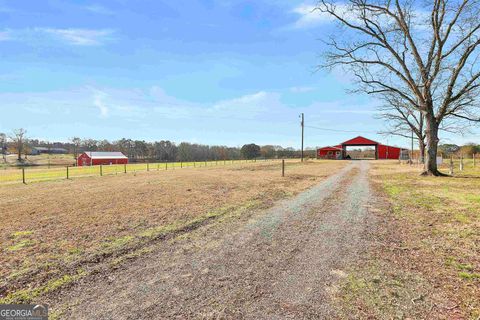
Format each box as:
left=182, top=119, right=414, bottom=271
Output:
left=54, top=161, right=376, bottom=319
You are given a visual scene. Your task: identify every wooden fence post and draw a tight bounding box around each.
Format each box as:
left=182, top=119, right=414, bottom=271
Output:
left=165, top=162, right=168, bottom=170
left=147, top=162, right=149, bottom=171
left=181, top=162, right=183, bottom=168
left=205, top=160, right=207, bottom=167
left=194, top=162, right=196, bottom=168
left=460, top=155, right=464, bottom=171
left=282, top=159, right=285, bottom=177
left=66, top=166, right=69, bottom=179
left=124, top=164, right=127, bottom=174
left=100, top=165, right=103, bottom=176
left=22, top=168, right=26, bottom=184
left=474, top=153, right=476, bottom=168
left=449, top=155, right=454, bottom=175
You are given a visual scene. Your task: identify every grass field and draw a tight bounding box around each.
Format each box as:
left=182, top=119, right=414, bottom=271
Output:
left=0, top=159, right=346, bottom=304
left=1, top=154, right=76, bottom=169
left=336, top=161, right=480, bottom=319
left=0, top=159, right=265, bottom=184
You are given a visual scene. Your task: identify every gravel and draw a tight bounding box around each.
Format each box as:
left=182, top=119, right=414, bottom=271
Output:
left=54, top=161, right=376, bottom=319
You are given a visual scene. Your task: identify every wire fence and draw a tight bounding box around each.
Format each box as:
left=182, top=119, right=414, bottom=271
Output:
left=400, top=153, right=480, bottom=175
left=0, top=158, right=276, bottom=185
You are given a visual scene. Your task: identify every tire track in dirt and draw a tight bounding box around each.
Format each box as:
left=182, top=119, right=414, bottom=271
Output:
left=53, top=161, right=375, bottom=319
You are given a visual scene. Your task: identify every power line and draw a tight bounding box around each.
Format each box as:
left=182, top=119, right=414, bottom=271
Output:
left=304, top=125, right=380, bottom=134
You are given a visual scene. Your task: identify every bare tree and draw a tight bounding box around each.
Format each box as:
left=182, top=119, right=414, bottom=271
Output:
left=378, top=95, right=427, bottom=162
left=0, top=133, right=7, bottom=163
left=10, top=128, right=27, bottom=161
left=318, top=0, right=480, bottom=175
left=71, top=137, right=81, bottom=160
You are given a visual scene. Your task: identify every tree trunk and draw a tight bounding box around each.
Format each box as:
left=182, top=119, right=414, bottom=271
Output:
left=422, top=113, right=443, bottom=176
left=419, top=139, right=426, bottom=164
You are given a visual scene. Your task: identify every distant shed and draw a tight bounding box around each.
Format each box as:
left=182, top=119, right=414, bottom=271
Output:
left=77, top=152, right=128, bottom=166
left=31, top=147, right=68, bottom=155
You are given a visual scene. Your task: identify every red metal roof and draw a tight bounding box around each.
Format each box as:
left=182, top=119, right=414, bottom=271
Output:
left=341, top=136, right=379, bottom=146
left=318, top=145, right=343, bottom=151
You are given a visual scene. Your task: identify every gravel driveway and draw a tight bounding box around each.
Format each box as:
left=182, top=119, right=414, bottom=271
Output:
left=55, top=161, right=375, bottom=319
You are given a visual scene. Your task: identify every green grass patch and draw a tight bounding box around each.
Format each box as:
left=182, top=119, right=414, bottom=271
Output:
left=7, top=239, right=35, bottom=251
left=458, top=272, right=480, bottom=280
left=0, top=269, right=87, bottom=304
left=11, top=230, right=34, bottom=238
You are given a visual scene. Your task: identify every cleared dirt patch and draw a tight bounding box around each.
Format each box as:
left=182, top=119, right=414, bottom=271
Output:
left=0, top=159, right=345, bottom=303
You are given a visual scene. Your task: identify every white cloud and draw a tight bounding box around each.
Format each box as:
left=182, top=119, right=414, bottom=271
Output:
left=92, top=91, right=109, bottom=118
left=39, top=28, right=114, bottom=46
left=0, top=28, right=115, bottom=46
left=290, top=86, right=315, bottom=93
left=210, top=91, right=283, bottom=117
left=292, top=4, right=334, bottom=29
left=0, top=30, right=10, bottom=41
left=85, top=4, right=114, bottom=15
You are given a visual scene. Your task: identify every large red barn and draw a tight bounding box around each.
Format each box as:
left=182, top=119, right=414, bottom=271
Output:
left=77, top=152, right=128, bottom=166
left=317, top=136, right=406, bottom=160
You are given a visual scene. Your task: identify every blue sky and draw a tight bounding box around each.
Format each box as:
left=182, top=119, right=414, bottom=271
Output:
left=0, top=0, right=478, bottom=148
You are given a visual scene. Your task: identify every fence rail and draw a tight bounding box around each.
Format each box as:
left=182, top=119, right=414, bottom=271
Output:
left=0, top=158, right=272, bottom=185
left=400, top=153, right=479, bottom=175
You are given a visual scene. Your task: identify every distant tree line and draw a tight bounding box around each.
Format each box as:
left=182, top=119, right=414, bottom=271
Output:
left=0, top=128, right=316, bottom=163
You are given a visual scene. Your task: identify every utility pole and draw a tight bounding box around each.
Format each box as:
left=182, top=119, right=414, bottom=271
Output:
left=300, top=113, right=304, bottom=162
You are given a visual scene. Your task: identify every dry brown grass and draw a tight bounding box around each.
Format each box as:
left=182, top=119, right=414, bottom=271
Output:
left=336, top=161, right=480, bottom=319
left=0, top=159, right=346, bottom=303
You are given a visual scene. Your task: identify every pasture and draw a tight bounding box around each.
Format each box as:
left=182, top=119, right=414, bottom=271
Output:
left=336, top=160, right=480, bottom=319
left=0, top=159, right=346, bottom=304
left=0, top=159, right=265, bottom=184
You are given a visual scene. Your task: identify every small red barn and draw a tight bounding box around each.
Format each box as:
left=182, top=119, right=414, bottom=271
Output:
left=317, top=136, right=406, bottom=160
left=77, top=152, right=128, bottom=166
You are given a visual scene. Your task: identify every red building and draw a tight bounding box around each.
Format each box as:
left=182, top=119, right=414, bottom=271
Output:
left=317, top=136, right=406, bottom=160
left=77, top=152, right=129, bottom=166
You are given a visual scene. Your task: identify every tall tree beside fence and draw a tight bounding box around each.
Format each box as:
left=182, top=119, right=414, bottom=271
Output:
left=318, top=0, right=480, bottom=176
left=10, top=128, right=27, bottom=161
